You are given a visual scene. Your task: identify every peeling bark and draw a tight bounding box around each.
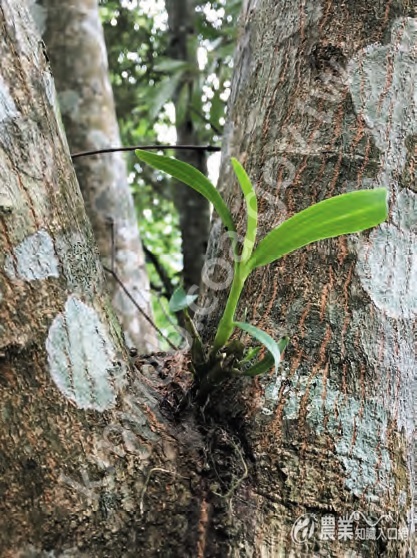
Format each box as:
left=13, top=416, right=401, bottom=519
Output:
left=34, top=0, right=158, bottom=352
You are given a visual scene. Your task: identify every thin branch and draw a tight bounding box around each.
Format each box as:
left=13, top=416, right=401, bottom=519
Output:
left=71, top=143, right=221, bottom=159
left=106, top=217, right=115, bottom=273
left=152, top=291, right=182, bottom=329
left=103, top=265, right=177, bottom=350
left=149, top=282, right=169, bottom=297
left=189, top=105, right=222, bottom=136
left=142, top=243, right=175, bottom=299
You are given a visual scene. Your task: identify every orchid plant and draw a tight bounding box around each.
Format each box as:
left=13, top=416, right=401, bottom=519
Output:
left=136, top=149, right=388, bottom=397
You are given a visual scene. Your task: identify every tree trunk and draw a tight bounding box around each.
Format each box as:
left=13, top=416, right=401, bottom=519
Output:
left=1, top=1, right=416, bottom=557
left=166, top=0, right=211, bottom=291
left=197, top=0, right=417, bottom=554
left=34, top=0, right=158, bottom=352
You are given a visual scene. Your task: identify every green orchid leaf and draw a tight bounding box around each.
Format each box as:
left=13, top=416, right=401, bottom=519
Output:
left=248, top=188, right=388, bottom=270
left=169, top=286, right=198, bottom=313
left=241, top=337, right=289, bottom=377
left=239, top=345, right=262, bottom=364
left=231, top=158, right=257, bottom=262
left=136, top=150, right=236, bottom=234
left=234, top=321, right=285, bottom=375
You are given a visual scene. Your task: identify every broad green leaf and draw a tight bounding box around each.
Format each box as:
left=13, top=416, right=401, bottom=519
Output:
left=149, top=73, right=183, bottom=121
left=154, top=59, right=190, bottom=73
left=234, top=321, right=283, bottom=374
left=169, top=286, right=198, bottom=313
left=136, top=150, right=236, bottom=233
left=248, top=189, right=388, bottom=270
left=209, top=89, right=224, bottom=129
left=231, top=158, right=257, bottom=262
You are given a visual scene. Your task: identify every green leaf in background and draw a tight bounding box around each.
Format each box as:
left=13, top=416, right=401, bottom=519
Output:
left=149, top=72, right=183, bottom=122
left=209, top=89, right=224, bottom=131
left=154, top=58, right=190, bottom=73
left=175, top=83, right=189, bottom=127
left=135, top=150, right=236, bottom=234
left=234, top=321, right=284, bottom=375
left=248, top=188, right=388, bottom=270
left=231, top=158, right=257, bottom=262
left=168, top=286, right=198, bottom=313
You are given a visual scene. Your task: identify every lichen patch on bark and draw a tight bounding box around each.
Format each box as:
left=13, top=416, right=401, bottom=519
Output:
left=0, top=75, right=18, bottom=122
left=46, top=295, right=128, bottom=411
left=348, top=18, right=417, bottom=320
left=4, top=229, right=60, bottom=281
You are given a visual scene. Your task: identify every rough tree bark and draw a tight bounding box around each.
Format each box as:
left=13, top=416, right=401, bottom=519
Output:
left=32, top=0, right=158, bottom=352
left=166, top=0, right=211, bottom=291
left=1, top=0, right=416, bottom=557
left=198, top=0, right=417, bottom=555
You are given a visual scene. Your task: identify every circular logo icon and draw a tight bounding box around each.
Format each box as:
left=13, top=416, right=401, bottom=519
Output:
left=291, top=514, right=317, bottom=544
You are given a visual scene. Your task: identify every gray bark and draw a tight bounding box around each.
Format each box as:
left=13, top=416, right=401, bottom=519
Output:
left=33, top=0, right=158, bottom=352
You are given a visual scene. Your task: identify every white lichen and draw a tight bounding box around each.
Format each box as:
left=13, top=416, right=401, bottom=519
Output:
left=348, top=16, right=417, bottom=520
left=0, top=75, right=18, bottom=122
left=46, top=295, right=127, bottom=411
left=284, top=381, right=393, bottom=501
left=4, top=229, right=59, bottom=281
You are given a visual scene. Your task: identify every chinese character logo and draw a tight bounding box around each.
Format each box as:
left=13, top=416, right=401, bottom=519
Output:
left=320, top=514, right=336, bottom=540
left=291, top=514, right=318, bottom=544
left=291, top=510, right=407, bottom=545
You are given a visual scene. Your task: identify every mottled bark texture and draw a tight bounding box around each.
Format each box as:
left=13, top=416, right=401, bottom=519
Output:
left=165, top=0, right=211, bottom=291
left=1, top=0, right=417, bottom=557
left=33, top=0, right=158, bottom=352
left=0, top=0, right=133, bottom=553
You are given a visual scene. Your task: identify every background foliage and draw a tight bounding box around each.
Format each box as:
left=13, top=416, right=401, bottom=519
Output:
left=99, top=0, right=240, bottom=347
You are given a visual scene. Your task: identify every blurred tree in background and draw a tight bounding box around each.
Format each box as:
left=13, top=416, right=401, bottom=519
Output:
left=38, top=0, right=158, bottom=352
left=99, top=0, right=240, bottom=347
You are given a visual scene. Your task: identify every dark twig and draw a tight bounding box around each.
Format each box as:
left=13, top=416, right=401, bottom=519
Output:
left=149, top=283, right=169, bottom=297
left=103, top=265, right=177, bottom=350
left=189, top=105, right=222, bottom=136
left=106, top=216, right=115, bottom=273
left=142, top=243, right=175, bottom=299
left=71, top=144, right=221, bottom=159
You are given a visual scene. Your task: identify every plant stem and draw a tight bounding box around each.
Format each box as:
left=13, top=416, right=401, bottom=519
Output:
left=182, top=309, right=205, bottom=373
left=212, top=264, right=249, bottom=353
